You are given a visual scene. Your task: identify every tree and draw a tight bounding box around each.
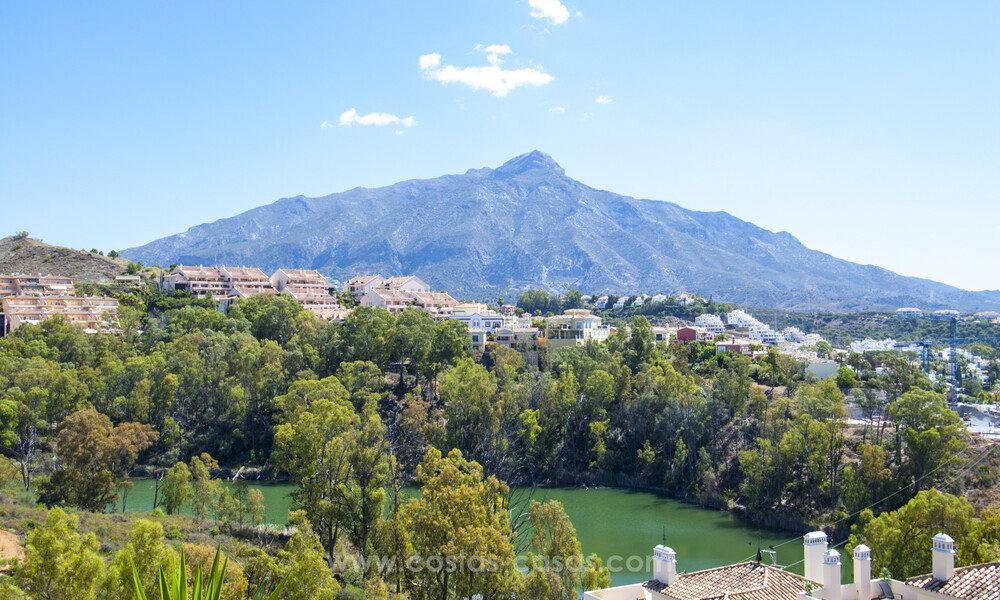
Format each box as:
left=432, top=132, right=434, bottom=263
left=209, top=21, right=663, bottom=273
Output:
left=517, top=289, right=561, bottom=315
left=272, top=511, right=340, bottom=599
left=0, top=391, right=44, bottom=490
left=524, top=500, right=584, bottom=600
left=228, top=294, right=304, bottom=347
left=101, top=519, right=175, bottom=600
left=624, top=316, right=655, bottom=373
left=40, top=409, right=157, bottom=511
left=886, top=389, right=966, bottom=489
left=272, top=393, right=358, bottom=566
left=582, top=554, right=611, bottom=594
left=562, top=287, right=584, bottom=310
left=847, top=490, right=991, bottom=579
left=835, top=367, right=857, bottom=389
left=340, top=306, right=398, bottom=371
left=17, top=508, right=105, bottom=600
left=337, top=399, right=390, bottom=571
left=161, top=461, right=193, bottom=515
left=335, top=361, right=385, bottom=410
left=402, top=448, right=518, bottom=600
left=229, top=479, right=266, bottom=528
left=442, top=359, right=501, bottom=467
left=190, top=453, right=221, bottom=527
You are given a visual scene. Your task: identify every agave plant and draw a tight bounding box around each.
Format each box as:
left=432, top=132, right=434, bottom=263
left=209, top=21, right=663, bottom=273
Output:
left=131, top=545, right=285, bottom=600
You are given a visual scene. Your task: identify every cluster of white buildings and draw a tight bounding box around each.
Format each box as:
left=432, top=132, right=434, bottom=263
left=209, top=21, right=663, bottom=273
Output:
left=163, top=265, right=350, bottom=320
left=343, top=275, right=458, bottom=318
left=592, top=293, right=698, bottom=310
left=0, top=273, right=119, bottom=335
left=585, top=530, right=998, bottom=600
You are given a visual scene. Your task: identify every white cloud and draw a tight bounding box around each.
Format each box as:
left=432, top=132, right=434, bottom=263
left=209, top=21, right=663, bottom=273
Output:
left=529, top=0, right=570, bottom=25
left=548, top=106, right=566, bottom=113
left=320, top=121, right=332, bottom=129
left=338, top=108, right=416, bottom=127
left=476, top=43, right=512, bottom=66
left=595, top=95, right=613, bottom=104
left=419, top=47, right=553, bottom=97
left=418, top=53, right=441, bottom=70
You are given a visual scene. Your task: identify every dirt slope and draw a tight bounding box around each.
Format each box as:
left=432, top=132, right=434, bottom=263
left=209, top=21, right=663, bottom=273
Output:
left=0, top=235, right=128, bottom=283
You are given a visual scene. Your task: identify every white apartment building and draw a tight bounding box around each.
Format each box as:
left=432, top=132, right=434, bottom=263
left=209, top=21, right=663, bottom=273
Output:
left=162, top=265, right=270, bottom=298
left=750, top=326, right=785, bottom=345
left=343, top=275, right=386, bottom=297
left=727, top=309, right=762, bottom=329
left=2, top=295, right=119, bottom=334
left=0, top=274, right=75, bottom=297
left=269, top=268, right=333, bottom=294
left=782, top=327, right=806, bottom=343
left=694, top=314, right=725, bottom=335
left=350, top=275, right=457, bottom=318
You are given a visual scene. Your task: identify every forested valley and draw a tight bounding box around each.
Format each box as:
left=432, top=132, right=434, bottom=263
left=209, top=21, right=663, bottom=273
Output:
left=0, top=286, right=997, bottom=599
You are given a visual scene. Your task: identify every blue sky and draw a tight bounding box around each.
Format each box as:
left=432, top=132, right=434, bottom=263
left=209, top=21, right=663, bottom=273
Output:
left=1, top=1, right=997, bottom=291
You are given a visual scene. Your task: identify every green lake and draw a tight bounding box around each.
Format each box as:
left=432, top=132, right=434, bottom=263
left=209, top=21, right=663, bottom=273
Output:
left=124, top=480, right=804, bottom=586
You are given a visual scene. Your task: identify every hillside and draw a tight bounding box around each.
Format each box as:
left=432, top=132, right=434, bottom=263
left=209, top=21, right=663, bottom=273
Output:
left=0, top=235, right=129, bottom=283
left=122, top=151, right=1000, bottom=312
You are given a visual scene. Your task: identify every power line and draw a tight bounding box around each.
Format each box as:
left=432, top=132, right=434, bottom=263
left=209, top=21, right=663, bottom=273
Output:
left=733, top=442, right=996, bottom=566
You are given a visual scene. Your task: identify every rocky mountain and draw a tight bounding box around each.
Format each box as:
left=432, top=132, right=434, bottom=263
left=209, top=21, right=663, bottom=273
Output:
left=123, top=151, right=1000, bottom=312
left=0, top=235, right=129, bottom=283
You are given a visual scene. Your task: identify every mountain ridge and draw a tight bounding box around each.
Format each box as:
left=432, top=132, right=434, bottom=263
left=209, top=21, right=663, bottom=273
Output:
left=123, top=151, right=1000, bottom=312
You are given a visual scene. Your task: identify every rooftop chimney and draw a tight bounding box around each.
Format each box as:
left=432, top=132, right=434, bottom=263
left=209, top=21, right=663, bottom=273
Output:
left=803, top=531, right=828, bottom=583
left=823, top=549, right=842, bottom=600
left=853, top=545, right=871, bottom=600
left=653, top=545, right=677, bottom=586
left=932, top=533, right=955, bottom=581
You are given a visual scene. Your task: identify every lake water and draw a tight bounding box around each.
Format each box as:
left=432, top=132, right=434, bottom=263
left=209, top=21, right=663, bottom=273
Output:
left=124, top=480, right=804, bottom=586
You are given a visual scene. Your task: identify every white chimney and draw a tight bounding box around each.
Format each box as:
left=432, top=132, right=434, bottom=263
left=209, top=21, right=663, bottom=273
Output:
left=853, top=545, right=871, bottom=600
left=932, top=533, right=955, bottom=581
left=823, top=549, right=842, bottom=600
left=653, top=545, right=677, bottom=586
left=803, top=531, right=828, bottom=583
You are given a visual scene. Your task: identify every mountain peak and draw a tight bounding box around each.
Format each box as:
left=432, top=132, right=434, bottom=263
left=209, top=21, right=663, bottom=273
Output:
left=492, top=150, right=565, bottom=178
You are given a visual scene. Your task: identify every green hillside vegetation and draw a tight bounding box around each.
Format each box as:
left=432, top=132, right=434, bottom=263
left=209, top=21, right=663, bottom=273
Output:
left=0, top=283, right=997, bottom=598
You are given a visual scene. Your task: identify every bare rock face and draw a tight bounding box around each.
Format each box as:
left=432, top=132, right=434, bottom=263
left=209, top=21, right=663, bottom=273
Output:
left=123, top=151, right=1000, bottom=311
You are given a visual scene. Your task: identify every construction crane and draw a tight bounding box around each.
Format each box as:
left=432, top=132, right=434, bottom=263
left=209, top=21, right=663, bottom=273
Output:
left=897, top=311, right=1000, bottom=380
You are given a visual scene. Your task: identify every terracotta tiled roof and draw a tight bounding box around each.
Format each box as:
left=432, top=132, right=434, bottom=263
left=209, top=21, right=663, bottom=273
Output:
left=906, top=561, right=1000, bottom=600
left=643, top=562, right=818, bottom=600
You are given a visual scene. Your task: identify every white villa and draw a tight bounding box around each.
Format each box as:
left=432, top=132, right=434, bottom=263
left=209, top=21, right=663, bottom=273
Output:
left=677, top=293, right=697, bottom=306
left=544, top=309, right=610, bottom=351
left=594, top=296, right=610, bottom=309
left=613, top=297, right=628, bottom=309
left=450, top=303, right=505, bottom=331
